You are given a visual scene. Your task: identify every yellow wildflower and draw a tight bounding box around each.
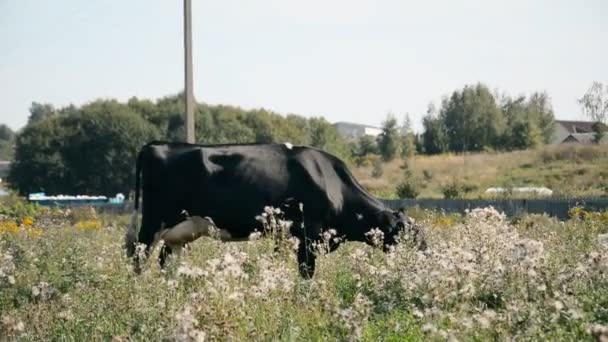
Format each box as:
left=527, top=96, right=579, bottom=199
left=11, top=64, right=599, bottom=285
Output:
left=0, top=220, right=20, bottom=235
left=22, top=217, right=34, bottom=227
left=75, top=219, right=102, bottom=231
left=26, top=227, right=44, bottom=239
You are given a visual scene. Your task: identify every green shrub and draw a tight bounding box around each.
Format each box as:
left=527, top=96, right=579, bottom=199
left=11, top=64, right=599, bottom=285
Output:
left=396, top=179, right=420, bottom=199
left=442, top=181, right=461, bottom=199
left=422, top=169, right=433, bottom=181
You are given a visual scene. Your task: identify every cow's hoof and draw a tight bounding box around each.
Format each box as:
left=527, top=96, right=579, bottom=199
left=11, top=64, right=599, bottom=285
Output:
left=298, top=265, right=315, bottom=279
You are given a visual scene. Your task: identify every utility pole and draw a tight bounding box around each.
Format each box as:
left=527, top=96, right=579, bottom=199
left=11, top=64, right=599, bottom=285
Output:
left=183, top=0, right=195, bottom=143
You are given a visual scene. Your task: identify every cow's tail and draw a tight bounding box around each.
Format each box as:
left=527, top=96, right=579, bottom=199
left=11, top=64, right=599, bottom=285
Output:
left=125, top=147, right=144, bottom=258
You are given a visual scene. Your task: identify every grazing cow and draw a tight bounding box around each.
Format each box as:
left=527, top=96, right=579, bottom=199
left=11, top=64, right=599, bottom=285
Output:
left=125, top=141, right=425, bottom=278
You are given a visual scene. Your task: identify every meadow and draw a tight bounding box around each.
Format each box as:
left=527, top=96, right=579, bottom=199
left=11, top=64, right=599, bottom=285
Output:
left=1, top=198, right=607, bottom=341
left=354, top=144, right=608, bottom=199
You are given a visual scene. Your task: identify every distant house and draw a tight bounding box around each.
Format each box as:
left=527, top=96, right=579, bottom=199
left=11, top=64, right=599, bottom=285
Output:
left=551, top=120, right=607, bottom=145
left=333, top=121, right=383, bottom=140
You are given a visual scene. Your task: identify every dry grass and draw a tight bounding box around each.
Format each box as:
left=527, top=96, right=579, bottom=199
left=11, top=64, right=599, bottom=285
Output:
left=354, top=144, right=608, bottom=198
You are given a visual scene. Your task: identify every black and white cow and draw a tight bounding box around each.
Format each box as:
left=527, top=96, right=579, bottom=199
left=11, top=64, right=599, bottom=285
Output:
left=125, top=141, right=425, bottom=278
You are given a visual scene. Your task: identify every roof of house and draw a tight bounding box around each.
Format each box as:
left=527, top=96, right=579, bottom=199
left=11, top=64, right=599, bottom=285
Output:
left=562, top=133, right=597, bottom=145
left=555, top=120, right=597, bottom=134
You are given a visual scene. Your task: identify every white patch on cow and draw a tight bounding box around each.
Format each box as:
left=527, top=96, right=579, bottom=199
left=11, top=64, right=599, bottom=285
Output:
left=283, top=142, right=293, bottom=149
left=356, top=213, right=364, bottom=221
left=299, top=202, right=304, bottom=212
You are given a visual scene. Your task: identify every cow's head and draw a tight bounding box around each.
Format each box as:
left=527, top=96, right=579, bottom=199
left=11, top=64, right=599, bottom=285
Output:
left=372, top=209, right=427, bottom=252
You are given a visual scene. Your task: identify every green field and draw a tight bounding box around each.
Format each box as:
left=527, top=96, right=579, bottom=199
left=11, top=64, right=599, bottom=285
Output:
left=1, top=201, right=607, bottom=341
left=354, top=144, right=608, bottom=199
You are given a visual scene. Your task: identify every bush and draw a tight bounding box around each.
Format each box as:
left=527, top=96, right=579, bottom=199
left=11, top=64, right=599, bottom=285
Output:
left=442, top=181, right=461, bottom=199
left=422, top=169, right=433, bottom=181
left=461, top=183, right=478, bottom=194
left=396, top=179, right=420, bottom=199
left=371, top=159, right=383, bottom=179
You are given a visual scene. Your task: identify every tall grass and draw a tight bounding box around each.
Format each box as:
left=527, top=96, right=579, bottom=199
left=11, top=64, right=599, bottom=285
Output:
left=1, top=205, right=607, bottom=340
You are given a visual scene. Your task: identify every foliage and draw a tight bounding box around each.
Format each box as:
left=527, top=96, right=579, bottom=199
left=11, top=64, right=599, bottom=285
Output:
left=420, top=84, right=555, bottom=153
left=8, top=102, right=159, bottom=196
left=371, top=158, right=383, bottom=179
left=354, top=135, right=377, bottom=157
left=421, top=104, right=448, bottom=155
left=9, top=94, right=353, bottom=196
left=395, top=178, right=420, bottom=199
left=354, top=144, right=608, bottom=199
left=0, top=124, right=14, bottom=160
left=578, top=81, right=608, bottom=126
left=441, top=181, right=461, bottom=199
left=377, top=113, right=401, bottom=162
left=0, top=124, right=14, bottom=142
left=27, top=102, right=56, bottom=125
left=400, top=114, right=416, bottom=158
left=440, top=83, right=505, bottom=151
left=422, top=169, right=433, bottom=181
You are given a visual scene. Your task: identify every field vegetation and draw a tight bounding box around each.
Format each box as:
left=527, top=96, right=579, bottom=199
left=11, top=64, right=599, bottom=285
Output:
left=355, top=144, right=608, bottom=199
left=1, top=197, right=607, bottom=341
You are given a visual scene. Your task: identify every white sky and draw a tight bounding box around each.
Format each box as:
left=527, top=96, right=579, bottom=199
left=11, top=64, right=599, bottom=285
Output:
left=1, top=0, right=607, bottom=132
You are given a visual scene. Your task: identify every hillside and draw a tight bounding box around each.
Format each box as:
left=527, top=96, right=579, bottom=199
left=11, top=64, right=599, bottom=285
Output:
left=353, top=144, right=608, bottom=199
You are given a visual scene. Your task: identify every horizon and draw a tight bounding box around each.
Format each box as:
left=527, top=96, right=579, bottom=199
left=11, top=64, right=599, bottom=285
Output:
left=1, top=0, right=607, bottom=133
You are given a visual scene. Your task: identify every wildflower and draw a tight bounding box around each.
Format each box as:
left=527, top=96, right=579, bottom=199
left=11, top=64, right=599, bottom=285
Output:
left=1, top=315, right=25, bottom=335
left=174, top=305, right=206, bottom=342
left=553, top=300, right=564, bottom=312
left=421, top=323, right=437, bottom=334
left=58, top=310, right=74, bottom=321
left=31, top=282, right=57, bottom=301
left=22, top=217, right=34, bottom=226
left=365, top=228, right=384, bottom=248
left=598, top=234, right=608, bottom=248
left=74, top=219, right=102, bottom=231
left=248, top=231, right=262, bottom=241
left=588, top=324, right=608, bottom=342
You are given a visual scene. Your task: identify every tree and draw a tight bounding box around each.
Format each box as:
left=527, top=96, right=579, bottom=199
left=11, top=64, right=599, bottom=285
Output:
left=377, top=113, right=401, bottom=161
left=578, top=81, right=608, bottom=143
left=526, top=92, right=555, bottom=144
left=0, top=124, right=14, bottom=141
left=0, top=124, right=15, bottom=160
left=28, top=102, right=56, bottom=125
left=440, top=83, right=505, bottom=152
left=507, top=119, right=543, bottom=150
left=9, top=104, right=159, bottom=196
left=355, top=135, right=377, bottom=157
left=421, top=104, right=448, bottom=154
left=308, top=117, right=350, bottom=161
left=400, top=113, right=416, bottom=158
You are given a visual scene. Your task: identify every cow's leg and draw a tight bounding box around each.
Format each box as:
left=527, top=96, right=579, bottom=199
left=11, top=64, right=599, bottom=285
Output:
left=292, top=221, right=321, bottom=279
left=134, top=199, right=164, bottom=273
left=277, top=198, right=304, bottom=254
left=157, top=205, right=182, bottom=269
left=158, top=244, right=173, bottom=268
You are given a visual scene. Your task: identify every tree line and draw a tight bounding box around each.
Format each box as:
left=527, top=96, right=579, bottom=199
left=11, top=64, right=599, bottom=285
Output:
left=6, top=93, right=350, bottom=195
left=3, top=81, right=606, bottom=196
